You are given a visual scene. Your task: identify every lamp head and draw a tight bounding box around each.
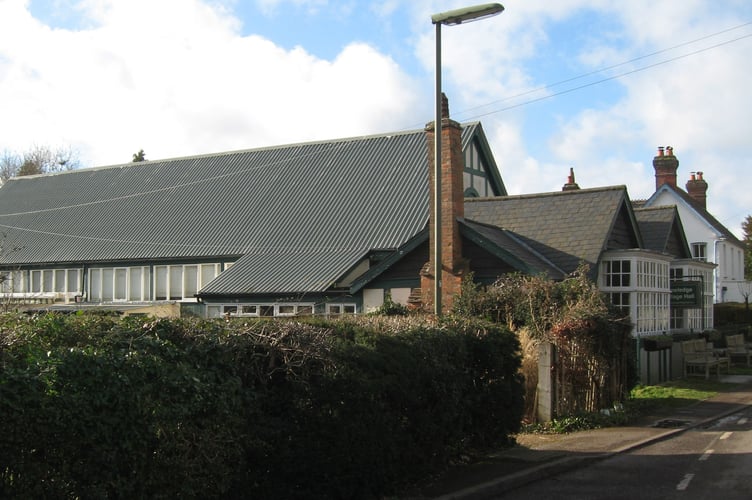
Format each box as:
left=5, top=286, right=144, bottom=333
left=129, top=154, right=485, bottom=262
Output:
left=432, top=3, right=504, bottom=26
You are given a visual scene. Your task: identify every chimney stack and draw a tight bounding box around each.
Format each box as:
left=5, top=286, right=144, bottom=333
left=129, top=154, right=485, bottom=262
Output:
left=562, top=167, right=580, bottom=191
left=421, top=93, right=469, bottom=312
left=653, top=145, right=679, bottom=190
left=686, top=170, right=708, bottom=208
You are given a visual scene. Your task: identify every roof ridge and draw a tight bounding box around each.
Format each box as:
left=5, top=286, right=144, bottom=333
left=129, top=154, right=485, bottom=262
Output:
left=466, top=184, right=627, bottom=203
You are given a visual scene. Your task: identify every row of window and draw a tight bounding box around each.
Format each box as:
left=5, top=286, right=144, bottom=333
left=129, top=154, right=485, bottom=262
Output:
left=0, top=264, right=224, bottom=302
left=603, top=258, right=670, bottom=290
left=0, top=269, right=81, bottom=295
left=207, top=303, right=357, bottom=318
left=89, top=264, right=223, bottom=302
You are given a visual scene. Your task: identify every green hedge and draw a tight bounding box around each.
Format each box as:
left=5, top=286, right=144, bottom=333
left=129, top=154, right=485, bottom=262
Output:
left=0, top=313, right=523, bottom=499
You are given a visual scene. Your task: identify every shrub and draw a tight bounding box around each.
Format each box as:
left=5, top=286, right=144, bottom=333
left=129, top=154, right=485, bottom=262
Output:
left=0, top=313, right=523, bottom=499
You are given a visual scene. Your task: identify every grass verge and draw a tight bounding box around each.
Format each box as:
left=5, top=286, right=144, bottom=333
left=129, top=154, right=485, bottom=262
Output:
left=524, top=368, right=750, bottom=434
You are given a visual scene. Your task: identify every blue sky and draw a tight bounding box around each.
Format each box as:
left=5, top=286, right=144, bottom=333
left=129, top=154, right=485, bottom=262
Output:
left=2, top=0, right=751, bottom=236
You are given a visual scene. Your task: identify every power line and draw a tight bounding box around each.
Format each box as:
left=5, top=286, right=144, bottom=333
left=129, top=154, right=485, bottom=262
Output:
left=456, top=20, right=752, bottom=117
left=465, top=31, right=752, bottom=119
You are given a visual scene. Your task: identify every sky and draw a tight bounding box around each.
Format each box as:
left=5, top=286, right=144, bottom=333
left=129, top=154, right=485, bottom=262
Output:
left=1, top=0, right=751, bottom=237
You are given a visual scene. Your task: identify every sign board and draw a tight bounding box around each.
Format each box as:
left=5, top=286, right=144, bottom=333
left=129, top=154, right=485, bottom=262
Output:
left=671, top=281, right=702, bottom=308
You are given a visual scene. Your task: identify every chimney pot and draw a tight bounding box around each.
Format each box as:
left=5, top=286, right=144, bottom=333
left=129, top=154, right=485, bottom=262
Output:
left=657, top=146, right=664, bottom=156
left=666, top=146, right=673, bottom=156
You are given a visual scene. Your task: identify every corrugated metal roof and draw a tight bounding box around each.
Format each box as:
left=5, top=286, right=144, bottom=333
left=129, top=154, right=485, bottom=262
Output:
left=0, top=124, right=501, bottom=296
left=0, top=130, right=431, bottom=268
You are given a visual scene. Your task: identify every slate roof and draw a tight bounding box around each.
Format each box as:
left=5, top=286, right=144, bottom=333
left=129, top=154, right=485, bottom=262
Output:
left=0, top=123, right=497, bottom=295
left=633, top=205, right=690, bottom=256
left=464, top=186, right=637, bottom=276
left=459, top=219, right=566, bottom=279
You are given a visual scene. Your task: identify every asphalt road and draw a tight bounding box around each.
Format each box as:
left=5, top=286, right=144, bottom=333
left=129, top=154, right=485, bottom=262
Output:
left=499, top=407, right=752, bottom=500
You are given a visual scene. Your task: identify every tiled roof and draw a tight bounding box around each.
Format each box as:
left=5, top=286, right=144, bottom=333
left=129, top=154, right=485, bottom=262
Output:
left=464, top=186, right=634, bottom=275
left=459, top=219, right=566, bottom=279
left=634, top=205, right=683, bottom=254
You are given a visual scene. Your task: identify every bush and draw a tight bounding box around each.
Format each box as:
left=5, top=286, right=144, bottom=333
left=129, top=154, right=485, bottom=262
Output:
left=0, top=313, right=523, bottom=499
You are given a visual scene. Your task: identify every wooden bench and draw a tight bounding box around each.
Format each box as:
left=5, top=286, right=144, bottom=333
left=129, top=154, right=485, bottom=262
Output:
left=726, top=334, right=751, bottom=367
left=681, top=338, right=729, bottom=379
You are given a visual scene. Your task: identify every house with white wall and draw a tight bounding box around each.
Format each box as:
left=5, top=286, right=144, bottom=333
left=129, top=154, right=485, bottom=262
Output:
left=642, top=146, right=748, bottom=305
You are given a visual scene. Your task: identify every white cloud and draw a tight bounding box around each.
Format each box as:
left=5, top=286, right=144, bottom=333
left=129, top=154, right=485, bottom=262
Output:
left=0, top=0, right=419, bottom=166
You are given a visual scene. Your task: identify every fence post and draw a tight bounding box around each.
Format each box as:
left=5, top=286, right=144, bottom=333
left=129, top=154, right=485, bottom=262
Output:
left=537, top=342, right=555, bottom=422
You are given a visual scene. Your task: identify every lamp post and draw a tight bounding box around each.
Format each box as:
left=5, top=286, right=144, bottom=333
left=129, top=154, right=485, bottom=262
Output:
left=430, top=3, right=504, bottom=315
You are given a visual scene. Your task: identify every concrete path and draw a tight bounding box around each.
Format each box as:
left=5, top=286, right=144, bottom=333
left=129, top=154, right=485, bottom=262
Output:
left=405, top=376, right=752, bottom=499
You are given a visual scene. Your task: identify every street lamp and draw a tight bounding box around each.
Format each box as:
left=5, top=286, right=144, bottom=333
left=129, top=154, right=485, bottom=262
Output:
left=430, top=3, right=504, bottom=315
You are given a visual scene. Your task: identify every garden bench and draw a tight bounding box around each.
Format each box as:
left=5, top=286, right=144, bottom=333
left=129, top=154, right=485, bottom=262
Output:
left=681, top=338, right=728, bottom=379
left=726, top=334, right=751, bottom=367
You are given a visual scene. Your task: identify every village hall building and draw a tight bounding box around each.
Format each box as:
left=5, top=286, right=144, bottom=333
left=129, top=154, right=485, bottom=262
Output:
left=0, top=98, right=716, bottom=336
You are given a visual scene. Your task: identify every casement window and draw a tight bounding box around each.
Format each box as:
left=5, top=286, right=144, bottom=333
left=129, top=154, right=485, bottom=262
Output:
left=603, top=260, right=631, bottom=287
left=608, top=292, right=630, bottom=314
left=692, top=243, right=707, bottom=262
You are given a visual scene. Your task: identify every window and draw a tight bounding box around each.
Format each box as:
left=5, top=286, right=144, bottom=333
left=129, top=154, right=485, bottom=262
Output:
left=240, top=305, right=258, bottom=316
left=327, top=303, right=356, bottom=316
left=278, top=305, right=296, bottom=315
left=31, top=271, right=41, bottom=293
left=692, top=243, right=707, bottom=262
left=54, top=270, right=66, bottom=293
left=169, top=266, right=183, bottom=300
left=609, top=292, right=630, bottom=313
left=67, top=269, right=80, bottom=294
left=603, top=260, right=631, bottom=287
left=155, top=266, right=168, bottom=300
left=210, top=303, right=316, bottom=318
left=129, top=267, right=143, bottom=301
left=114, top=268, right=127, bottom=301
left=184, top=266, right=198, bottom=298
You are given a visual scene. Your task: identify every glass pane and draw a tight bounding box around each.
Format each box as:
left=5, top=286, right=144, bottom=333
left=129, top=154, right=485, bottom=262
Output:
left=240, top=305, right=258, bottom=315
left=184, top=266, right=198, bottom=298
left=297, top=305, right=313, bottom=316
left=129, top=268, right=142, bottom=301
left=260, top=305, right=274, bottom=317
left=101, top=268, right=114, bottom=301
left=200, top=264, right=217, bottom=288
left=43, top=270, right=53, bottom=292
left=67, top=269, right=80, bottom=293
left=54, top=269, right=66, bottom=293
left=32, top=271, right=41, bottom=293
left=90, top=269, right=101, bottom=300
left=278, top=305, right=295, bottom=315
left=114, top=268, right=127, bottom=300
left=155, top=266, right=168, bottom=300
left=169, top=266, right=183, bottom=300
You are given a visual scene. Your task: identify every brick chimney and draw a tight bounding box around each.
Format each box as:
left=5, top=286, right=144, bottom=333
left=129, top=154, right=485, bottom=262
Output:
left=686, top=171, right=708, bottom=208
left=421, top=93, right=469, bottom=312
left=562, top=167, right=580, bottom=191
left=653, top=145, right=679, bottom=190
